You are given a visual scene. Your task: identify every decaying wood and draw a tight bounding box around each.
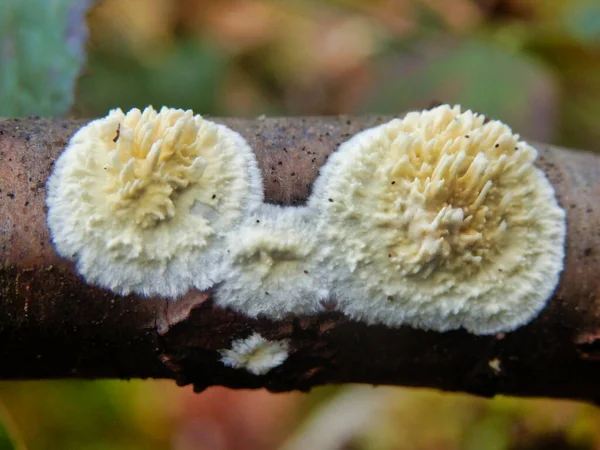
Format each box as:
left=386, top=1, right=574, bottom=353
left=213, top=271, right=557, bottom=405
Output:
left=1, top=116, right=600, bottom=402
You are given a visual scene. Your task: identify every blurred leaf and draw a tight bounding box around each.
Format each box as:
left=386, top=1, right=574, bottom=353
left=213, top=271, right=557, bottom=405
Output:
left=0, top=423, right=15, bottom=450
left=532, top=41, right=600, bottom=152
left=0, top=0, right=94, bottom=117
left=75, top=39, right=226, bottom=117
left=0, top=380, right=175, bottom=450
left=357, top=37, right=558, bottom=141
left=464, top=416, right=511, bottom=450
left=563, top=1, right=600, bottom=44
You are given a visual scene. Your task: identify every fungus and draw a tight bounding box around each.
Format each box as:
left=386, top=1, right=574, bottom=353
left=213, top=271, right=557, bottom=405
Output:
left=46, top=106, right=263, bottom=298
left=219, top=332, right=290, bottom=375
left=214, top=204, right=327, bottom=318
left=310, top=105, right=566, bottom=334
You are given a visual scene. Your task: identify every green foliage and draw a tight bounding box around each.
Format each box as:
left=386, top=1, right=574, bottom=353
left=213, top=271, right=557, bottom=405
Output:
left=76, top=40, right=226, bottom=117
left=0, top=423, right=15, bottom=450
left=0, top=0, right=93, bottom=117
left=564, top=1, right=600, bottom=44
left=358, top=38, right=557, bottom=142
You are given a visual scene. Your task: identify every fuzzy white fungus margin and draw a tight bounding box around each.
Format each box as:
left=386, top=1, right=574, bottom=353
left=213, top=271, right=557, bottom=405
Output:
left=310, top=105, right=566, bottom=334
left=214, top=204, right=328, bottom=318
left=46, top=106, right=263, bottom=298
left=219, top=332, right=290, bottom=375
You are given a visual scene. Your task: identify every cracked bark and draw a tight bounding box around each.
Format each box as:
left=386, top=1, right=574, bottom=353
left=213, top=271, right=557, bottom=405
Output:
left=1, top=115, right=600, bottom=402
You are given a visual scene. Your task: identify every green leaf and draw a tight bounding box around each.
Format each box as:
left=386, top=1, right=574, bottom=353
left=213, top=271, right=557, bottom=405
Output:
left=357, top=38, right=558, bottom=142
left=0, top=0, right=94, bottom=117
left=564, top=1, right=600, bottom=44
left=75, top=39, right=227, bottom=117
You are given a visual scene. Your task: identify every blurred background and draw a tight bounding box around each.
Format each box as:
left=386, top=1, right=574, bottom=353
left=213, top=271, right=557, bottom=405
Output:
left=2, top=0, right=600, bottom=448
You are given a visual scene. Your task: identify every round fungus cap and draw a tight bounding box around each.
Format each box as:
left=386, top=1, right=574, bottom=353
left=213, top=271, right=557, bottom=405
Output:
left=46, top=106, right=263, bottom=298
left=310, top=104, right=566, bottom=334
left=219, top=332, right=290, bottom=375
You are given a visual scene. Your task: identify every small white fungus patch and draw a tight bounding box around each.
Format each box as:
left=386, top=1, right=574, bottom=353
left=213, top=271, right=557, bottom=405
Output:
left=214, top=204, right=328, bottom=318
left=46, top=106, right=263, bottom=298
left=310, top=104, right=566, bottom=334
left=219, top=332, right=290, bottom=375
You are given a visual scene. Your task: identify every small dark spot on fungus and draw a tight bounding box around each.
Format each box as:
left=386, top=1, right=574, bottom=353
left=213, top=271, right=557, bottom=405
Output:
left=113, top=124, right=121, bottom=143
left=303, top=270, right=309, bottom=274
left=265, top=291, right=270, bottom=295
left=24, top=201, right=29, bottom=206
left=291, top=172, right=295, bottom=176
left=388, top=253, right=392, bottom=258
left=256, top=220, right=260, bottom=223
left=212, top=194, right=216, bottom=199
left=387, top=295, right=394, bottom=302
left=465, top=135, right=470, bottom=138
left=584, top=247, right=593, bottom=257
left=494, top=143, right=499, bottom=148
left=328, top=198, right=333, bottom=202
left=391, top=181, right=396, bottom=185
left=278, top=161, right=282, bottom=165
left=7, top=192, right=15, bottom=199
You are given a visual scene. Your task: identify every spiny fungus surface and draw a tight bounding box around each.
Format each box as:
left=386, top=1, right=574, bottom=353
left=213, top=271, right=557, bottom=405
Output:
left=215, top=205, right=327, bottom=318
left=310, top=105, right=566, bottom=334
left=46, top=106, right=262, bottom=298
left=219, top=332, right=291, bottom=375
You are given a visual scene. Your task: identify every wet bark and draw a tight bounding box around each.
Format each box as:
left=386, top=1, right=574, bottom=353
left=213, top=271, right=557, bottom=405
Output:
left=1, top=116, right=600, bottom=402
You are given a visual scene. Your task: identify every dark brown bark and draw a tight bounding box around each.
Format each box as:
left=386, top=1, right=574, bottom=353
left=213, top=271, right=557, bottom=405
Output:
left=1, top=116, right=600, bottom=402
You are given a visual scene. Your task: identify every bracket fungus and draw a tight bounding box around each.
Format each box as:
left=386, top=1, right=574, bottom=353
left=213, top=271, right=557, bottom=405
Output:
left=46, top=106, right=262, bottom=298
left=219, top=332, right=290, bottom=375
left=310, top=105, right=566, bottom=334
left=215, top=205, right=327, bottom=318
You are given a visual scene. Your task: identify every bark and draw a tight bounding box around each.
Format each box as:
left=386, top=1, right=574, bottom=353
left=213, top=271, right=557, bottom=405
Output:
left=1, top=115, right=600, bottom=402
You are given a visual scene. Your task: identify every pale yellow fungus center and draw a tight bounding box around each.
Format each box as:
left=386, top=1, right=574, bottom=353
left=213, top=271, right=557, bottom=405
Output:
left=102, top=108, right=211, bottom=229
left=359, top=108, right=536, bottom=278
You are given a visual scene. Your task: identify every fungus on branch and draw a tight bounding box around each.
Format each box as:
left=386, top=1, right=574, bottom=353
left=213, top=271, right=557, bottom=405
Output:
left=219, top=332, right=290, bottom=375
left=311, top=105, right=566, bottom=334
left=215, top=205, right=327, bottom=318
left=46, top=106, right=262, bottom=298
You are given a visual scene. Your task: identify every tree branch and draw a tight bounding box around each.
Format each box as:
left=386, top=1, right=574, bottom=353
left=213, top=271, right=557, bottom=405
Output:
left=1, top=116, right=600, bottom=402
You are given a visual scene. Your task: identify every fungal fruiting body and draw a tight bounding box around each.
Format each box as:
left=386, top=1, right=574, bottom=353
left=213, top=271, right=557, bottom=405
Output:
left=219, top=333, right=290, bottom=375
left=46, top=106, right=262, bottom=297
left=214, top=204, right=328, bottom=318
left=311, top=105, right=566, bottom=334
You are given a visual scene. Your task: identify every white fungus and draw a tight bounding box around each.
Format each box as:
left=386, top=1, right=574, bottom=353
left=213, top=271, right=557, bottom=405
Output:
left=46, top=106, right=263, bottom=298
left=310, top=104, right=566, bottom=334
left=214, top=204, right=328, bottom=318
left=219, top=332, right=290, bottom=375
